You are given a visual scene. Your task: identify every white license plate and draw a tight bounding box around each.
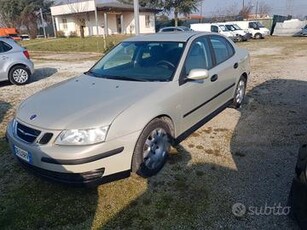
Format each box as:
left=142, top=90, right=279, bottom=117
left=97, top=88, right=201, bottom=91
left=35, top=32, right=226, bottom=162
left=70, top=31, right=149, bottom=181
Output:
left=14, top=145, right=32, bottom=163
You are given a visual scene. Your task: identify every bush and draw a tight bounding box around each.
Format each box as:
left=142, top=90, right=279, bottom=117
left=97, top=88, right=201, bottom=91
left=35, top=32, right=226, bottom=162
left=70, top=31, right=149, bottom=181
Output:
left=69, top=31, right=78, bottom=38
left=56, top=30, right=66, bottom=38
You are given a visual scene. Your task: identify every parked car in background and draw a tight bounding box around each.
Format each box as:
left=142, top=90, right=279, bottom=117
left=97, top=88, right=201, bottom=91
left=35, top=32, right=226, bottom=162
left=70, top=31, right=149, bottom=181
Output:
left=20, top=34, right=30, bottom=41
left=6, top=32, right=250, bottom=184
left=217, top=23, right=251, bottom=41
left=228, top=21, right=270, bottom=39
left=299, top=25, right=307, bottom=36
left=190, top=23, right=238, bottom=42
left=159, top=26, right=193, bottom=32
left=0, top=28, right=22, bottom=41
left=0, top=37, right=34, bottom=85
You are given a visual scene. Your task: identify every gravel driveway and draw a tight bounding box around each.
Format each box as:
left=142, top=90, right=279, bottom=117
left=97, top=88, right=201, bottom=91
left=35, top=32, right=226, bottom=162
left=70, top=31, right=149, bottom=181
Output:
left=0, top=37, right=306, bottom=229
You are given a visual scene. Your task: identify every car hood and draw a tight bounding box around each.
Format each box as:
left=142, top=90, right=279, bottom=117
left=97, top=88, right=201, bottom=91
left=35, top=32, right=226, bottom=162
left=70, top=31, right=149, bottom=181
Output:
left=17, top=74, right=164, bottom=130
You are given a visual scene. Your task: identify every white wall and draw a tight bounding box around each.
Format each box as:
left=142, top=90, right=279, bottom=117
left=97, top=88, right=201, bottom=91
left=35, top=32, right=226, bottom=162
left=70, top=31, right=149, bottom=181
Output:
left=55, top=16, right=78, bottom=36
left=51, top=0, right=96, bottom=16
left=54, top=11, right=156, bottom=37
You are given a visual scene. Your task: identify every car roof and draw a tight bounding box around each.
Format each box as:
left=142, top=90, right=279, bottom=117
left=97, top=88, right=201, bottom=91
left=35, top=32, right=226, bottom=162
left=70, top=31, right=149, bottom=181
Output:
left=125, top=32, right=210, bottom=42
left=0, top=37, right=23, bottom=49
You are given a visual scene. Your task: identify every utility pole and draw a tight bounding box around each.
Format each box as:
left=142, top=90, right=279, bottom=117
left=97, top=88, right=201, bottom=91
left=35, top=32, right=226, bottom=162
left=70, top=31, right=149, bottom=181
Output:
left=40, top=8, right=47, bottom=38
left=255, top=1, right=259, bottom=19
left=200, top=0, right=203, bottom=23
left=133, top=0, right=140, bottom=35
left=242, top=0, right=245, bottom=9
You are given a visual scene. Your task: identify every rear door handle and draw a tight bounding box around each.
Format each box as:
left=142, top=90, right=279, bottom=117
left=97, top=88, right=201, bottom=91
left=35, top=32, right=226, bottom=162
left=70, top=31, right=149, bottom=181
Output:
left=233, top=63, right=239, bottom=69
left=211, top=74, right=218, bottom=82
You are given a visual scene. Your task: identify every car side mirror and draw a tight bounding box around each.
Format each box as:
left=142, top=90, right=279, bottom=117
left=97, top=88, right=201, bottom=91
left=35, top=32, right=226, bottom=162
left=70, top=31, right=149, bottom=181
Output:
left=187, top=69, right=209, bottom=81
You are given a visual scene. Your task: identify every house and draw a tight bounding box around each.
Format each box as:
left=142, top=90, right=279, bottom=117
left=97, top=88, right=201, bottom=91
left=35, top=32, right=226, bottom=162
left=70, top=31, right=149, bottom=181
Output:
left=50, top=0, right=160, bottom=37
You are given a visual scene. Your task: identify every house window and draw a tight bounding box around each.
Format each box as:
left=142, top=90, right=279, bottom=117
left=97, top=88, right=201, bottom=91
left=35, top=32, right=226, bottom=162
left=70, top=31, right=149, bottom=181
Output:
left=62, top=18, right=67, bottom=30
left=145, top=15, right=150, bottom=28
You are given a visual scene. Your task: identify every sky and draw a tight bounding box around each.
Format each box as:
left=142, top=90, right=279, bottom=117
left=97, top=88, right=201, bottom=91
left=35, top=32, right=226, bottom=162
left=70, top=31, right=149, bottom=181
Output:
left=201, top=0, right=307, bottom=17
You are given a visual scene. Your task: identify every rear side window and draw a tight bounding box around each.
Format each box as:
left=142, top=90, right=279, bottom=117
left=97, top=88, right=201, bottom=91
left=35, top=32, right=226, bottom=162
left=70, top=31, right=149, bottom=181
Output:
left=0, top=41, right=12, bottom=53
left=210, top=36, right=235, bottom=65
left=211, top=25, right=219, bottom=33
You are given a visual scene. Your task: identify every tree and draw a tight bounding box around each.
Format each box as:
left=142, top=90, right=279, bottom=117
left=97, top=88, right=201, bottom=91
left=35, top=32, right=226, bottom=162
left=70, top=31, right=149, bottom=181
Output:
left=257, top=1, right=271, bottom=18
left=164, top=0, right=201, bottom=26
left=66, top=0, right=91, bottom=38
left=118, top=0, right=201, bottom=27
left=239, top=1, right=254, bottom=19
left=0, top=0, right=53, bottom=38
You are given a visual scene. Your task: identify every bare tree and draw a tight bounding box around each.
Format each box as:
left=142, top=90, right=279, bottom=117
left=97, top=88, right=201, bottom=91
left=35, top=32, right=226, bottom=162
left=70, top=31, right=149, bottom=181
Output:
left=239, top=1, right=254, bottom=19
left=66, top=0, right=90, bottom=38
left=258, top=1, right=271, bottom=18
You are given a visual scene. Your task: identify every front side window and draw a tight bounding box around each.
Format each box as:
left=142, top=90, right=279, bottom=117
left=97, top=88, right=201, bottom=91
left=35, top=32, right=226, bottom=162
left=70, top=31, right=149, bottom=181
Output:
left=210, top=36, right=235, bottom=65
left=184, top=37, right=213, bottom=75
left=89, top=41, right=185, bottom=82
left=0, top=41, right=12, bottom=53
left=249, top=22, right=259, bottom=29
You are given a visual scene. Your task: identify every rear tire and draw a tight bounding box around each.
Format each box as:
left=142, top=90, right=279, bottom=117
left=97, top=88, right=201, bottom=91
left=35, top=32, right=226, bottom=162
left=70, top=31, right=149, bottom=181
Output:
left=254, top=33, right=262, bottom=39
left=9, top=65, right=30, bottom=85
left=232, top=76, right=247, bottom=108
left=132, top=118, right=173, bottom=177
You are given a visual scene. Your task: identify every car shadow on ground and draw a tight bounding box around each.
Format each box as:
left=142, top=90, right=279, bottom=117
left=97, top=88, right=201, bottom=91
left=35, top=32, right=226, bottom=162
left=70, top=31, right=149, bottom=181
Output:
left=0, top=81, right=11, bottom=87
left=30, top=67, right=58, bottom=83
left=101, top=79, right=307, bottom=229
left=0, top=101, right=11, bottom=125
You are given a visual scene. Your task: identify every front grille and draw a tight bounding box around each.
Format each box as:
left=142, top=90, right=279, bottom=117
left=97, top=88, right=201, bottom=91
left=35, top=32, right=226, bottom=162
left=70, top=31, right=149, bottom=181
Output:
left=16, top=122, right=41, bottom=143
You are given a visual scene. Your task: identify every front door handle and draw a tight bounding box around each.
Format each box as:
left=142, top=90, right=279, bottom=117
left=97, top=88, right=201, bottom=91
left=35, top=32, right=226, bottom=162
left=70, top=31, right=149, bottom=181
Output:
left=233, top=63, right=239, bottom=69
left=211, top=74, right=218, bottom=82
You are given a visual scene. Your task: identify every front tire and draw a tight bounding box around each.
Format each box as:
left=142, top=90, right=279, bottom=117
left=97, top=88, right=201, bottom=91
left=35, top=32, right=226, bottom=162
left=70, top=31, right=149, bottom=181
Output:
left=132, top=118, right=173, bottom=177
left=232, top=76, right=247, bottom=108
left=9, top=65, right=30, bottom=85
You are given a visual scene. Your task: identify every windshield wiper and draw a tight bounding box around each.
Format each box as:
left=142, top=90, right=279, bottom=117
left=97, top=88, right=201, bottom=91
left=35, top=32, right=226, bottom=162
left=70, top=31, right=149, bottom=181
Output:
left=84, top=70, right=98, bottom=77
left=104, top=76, right=148, bottom=82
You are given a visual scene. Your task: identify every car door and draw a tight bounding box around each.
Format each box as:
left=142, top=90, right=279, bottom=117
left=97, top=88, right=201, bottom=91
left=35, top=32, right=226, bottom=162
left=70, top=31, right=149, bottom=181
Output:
left=179, top=36, right=219, bottom=133
left=0, top=41, right=12, bottom=81
left=208, top=35, right=239, bottom=107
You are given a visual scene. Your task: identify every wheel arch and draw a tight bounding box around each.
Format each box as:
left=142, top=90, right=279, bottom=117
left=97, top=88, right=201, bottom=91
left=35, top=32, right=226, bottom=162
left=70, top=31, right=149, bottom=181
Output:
left=130, top=114, right=176, bottom=172
left=8, top=63, right=31, bottom=76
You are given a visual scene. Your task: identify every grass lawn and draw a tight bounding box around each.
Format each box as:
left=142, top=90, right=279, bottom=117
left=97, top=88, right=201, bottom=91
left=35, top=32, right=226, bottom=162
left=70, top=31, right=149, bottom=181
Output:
left=20, top=35, right=131, bottom=53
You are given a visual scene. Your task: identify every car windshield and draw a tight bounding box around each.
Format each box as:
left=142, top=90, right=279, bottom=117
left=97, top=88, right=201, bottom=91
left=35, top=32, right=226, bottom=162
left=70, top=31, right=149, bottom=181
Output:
left=225, top=25, right=235, bottom=31
left=233, top=24, right=242, bottom=30
left=255, top=22, right=265, bottom=28
left=89, top=41, right=185, bottom=82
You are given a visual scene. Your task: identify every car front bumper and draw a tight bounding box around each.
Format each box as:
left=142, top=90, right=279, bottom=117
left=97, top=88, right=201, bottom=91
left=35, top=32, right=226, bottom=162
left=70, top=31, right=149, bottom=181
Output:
left=6, top=119, right=140, bottom=184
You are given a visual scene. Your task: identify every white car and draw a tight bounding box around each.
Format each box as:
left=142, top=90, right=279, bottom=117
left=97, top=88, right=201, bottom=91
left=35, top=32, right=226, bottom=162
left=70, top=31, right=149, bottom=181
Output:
left=190, top=23, right=237, bottom=41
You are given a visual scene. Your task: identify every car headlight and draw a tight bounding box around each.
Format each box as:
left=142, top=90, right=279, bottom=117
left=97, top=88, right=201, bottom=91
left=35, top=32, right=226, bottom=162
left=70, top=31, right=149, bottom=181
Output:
left=55, top=126, right=109, bottom=145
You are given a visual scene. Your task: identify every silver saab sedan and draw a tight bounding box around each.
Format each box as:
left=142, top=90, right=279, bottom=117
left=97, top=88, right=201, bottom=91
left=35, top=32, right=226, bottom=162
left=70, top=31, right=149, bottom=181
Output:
left=6, top=32, right=250, bottom=184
